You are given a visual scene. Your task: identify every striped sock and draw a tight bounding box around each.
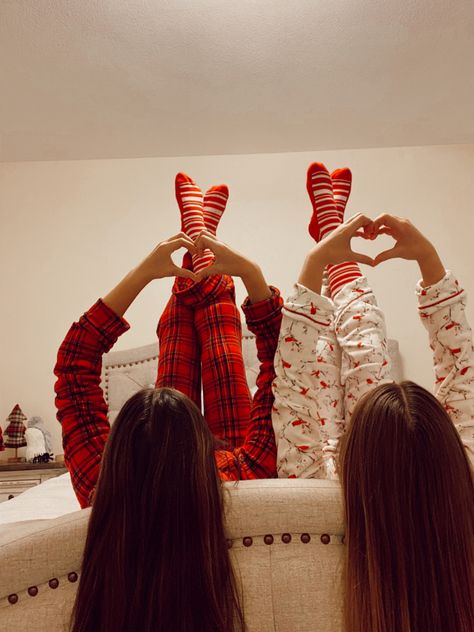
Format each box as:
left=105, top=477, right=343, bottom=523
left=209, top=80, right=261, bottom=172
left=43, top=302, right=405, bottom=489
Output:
left=203, top=184, right=229, bottom=235
left=175, top=172, right=214, bottom=273
left=306, top=162, right=361, bottom=297
left=331, top=168, right=352, bottom=222
left=327, top=262, right=362, bottom=297
left=327, top=166, right=361, bottom=296
left=306, top=162, right=339, bottom=241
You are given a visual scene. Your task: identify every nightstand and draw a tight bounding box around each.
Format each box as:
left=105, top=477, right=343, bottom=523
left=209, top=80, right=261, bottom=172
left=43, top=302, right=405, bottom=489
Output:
left=0, top=461, right=67, bottom=502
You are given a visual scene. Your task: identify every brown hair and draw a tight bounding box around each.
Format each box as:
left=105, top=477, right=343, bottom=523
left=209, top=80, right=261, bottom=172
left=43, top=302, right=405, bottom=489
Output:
left=71, top=387, right=244, bottom=632
left=340, top=380, right=474, bottom=632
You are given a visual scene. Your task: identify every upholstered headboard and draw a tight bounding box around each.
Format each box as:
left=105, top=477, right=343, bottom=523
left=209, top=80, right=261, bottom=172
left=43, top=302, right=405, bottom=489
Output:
left=101, top=326, right=263, bottom=423
left=102, top=328, right=403, bottom=422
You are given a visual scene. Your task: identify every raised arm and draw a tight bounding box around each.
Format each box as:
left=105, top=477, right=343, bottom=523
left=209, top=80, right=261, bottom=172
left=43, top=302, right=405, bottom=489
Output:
left=373, top=215, right=474, bottom=463
left=272, top=214, right=377, bottom=478
left=55, top=234, right=197, bottom=507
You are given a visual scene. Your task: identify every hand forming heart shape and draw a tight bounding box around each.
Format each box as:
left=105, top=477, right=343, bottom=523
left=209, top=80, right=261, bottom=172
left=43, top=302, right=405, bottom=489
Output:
left=351, top=213, right=436, bottom=267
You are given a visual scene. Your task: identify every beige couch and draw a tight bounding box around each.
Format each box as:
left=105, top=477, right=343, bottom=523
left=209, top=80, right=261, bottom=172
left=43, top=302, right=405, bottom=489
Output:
left=0, top=479, right=344, bottom=632
left=0, top=334, right=401, bottom=631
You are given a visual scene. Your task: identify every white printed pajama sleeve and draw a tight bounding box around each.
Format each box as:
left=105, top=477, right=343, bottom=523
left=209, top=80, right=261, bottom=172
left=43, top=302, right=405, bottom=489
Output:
left=333, top=276, right=393, bottom=422
left=272, top=284, right=344, bottom=479
left=416, top=271, right=474, bottom=465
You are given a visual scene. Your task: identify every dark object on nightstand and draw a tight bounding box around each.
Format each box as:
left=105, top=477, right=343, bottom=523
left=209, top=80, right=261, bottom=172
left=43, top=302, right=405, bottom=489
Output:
left=32, top=453, right=54, bottom=464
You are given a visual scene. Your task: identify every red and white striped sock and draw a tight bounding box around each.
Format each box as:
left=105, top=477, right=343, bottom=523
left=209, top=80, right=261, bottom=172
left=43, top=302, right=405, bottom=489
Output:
left=175, top=172, right=214, bottom=273
left=327, top=166, right=361, bottom=296
left=327, top=262, right=362, bottom=297
left=203, top=184, right=229, bottom=235
left=306, top=162, right=361, bottom=297
left=331, top=167, right=352, bottom=222
left=307, top=163, right=339, bottom=241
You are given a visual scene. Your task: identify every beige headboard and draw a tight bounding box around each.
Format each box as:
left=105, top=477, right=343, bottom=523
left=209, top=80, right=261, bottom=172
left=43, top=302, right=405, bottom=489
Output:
left=102, top=328, right=403, bottom=423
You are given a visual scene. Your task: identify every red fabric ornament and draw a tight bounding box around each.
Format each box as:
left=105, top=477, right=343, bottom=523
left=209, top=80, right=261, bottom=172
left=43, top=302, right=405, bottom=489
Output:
left=4, top=404, right=28, bottom=449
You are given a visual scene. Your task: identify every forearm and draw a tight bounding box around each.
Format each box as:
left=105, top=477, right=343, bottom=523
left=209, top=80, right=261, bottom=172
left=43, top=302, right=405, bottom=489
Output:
left=240, top=262, right=272, bottom=304
left=417, top=246, right=446, bottom=288
left=298, top=253, right=325, bottom=295
left=102, top=267, right=151, bottom=318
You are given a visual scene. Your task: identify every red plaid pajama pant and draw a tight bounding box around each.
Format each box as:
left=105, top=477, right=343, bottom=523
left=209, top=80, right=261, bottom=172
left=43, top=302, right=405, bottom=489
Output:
left=156, top=273, right=252, bottom=449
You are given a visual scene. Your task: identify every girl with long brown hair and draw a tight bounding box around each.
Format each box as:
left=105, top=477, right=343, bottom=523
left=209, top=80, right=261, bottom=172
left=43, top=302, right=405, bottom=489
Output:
left=339, top=214, right=474, bottom=632
left=272, top=188, right=473, bottom=631
left=55, top=224, right=282, bottom=632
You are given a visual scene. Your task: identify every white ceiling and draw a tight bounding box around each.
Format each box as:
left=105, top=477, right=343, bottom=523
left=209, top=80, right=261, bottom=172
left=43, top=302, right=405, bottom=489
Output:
left=1, top=0, right=474, bottom=162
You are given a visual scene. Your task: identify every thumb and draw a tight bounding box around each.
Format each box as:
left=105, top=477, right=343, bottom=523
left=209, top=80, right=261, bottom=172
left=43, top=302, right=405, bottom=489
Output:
left=351, top=251, right=375, bottom=267
left=373, top=246, right=400, bottom=266
left=172, top=266, right=199, bottom=282
left=194, top=231, right=217, bottom=253
left=196, top=263, right=221, bottom=280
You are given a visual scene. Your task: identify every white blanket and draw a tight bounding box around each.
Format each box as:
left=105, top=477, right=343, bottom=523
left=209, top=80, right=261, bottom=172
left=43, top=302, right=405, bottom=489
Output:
left=0, top=473, right=80, bottom=527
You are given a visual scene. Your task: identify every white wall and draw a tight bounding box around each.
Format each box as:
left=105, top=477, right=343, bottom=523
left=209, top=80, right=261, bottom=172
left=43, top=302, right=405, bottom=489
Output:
left=1, top=144, right=473, bottom=457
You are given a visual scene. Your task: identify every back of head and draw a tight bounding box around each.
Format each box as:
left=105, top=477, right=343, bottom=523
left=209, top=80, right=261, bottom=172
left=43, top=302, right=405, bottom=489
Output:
left=340, top=380, right=474, bottom=632
left=72, top=387, right=243, bottom=632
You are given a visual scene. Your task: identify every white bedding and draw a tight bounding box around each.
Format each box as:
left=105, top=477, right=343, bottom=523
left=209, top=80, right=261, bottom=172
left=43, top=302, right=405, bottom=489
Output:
left=0, top=473, right=80, bottom=527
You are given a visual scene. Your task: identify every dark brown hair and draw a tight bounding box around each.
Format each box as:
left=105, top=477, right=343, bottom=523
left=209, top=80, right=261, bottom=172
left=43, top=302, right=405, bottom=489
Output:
left=340, top=381, right=474, bottom=632
left=71, top=387, right=244, bottom=632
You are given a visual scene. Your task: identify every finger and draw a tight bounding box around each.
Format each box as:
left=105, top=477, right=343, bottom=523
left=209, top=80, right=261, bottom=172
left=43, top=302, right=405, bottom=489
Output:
left=167, top=231, right=192, bottom=242
left=371, top=213, right=404, bottom=232
left=373, top=246, right=401, bottom=265
left=347, top=214, right=375, bottom=232
left=196, top=229, right=218, bottom=240
left=171, top=265, right=199, bottom=281
left=376, top=227, right=394, bottom=237
left=354, top=223, right=382, bottom=238
left=194, top=233, right=216, bottom=253
left=196, top=263, right=221, bottom=279
left=167, top=236, right=198, bottom=254
left=166, top=232, right=195, bottom=249
left=194, top=229, right=218, bottom=246
left=350, top=250, right=375, bottom=266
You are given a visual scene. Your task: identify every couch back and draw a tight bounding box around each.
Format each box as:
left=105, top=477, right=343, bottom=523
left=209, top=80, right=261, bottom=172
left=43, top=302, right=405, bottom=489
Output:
left=0, top=479, right=344, bottom=632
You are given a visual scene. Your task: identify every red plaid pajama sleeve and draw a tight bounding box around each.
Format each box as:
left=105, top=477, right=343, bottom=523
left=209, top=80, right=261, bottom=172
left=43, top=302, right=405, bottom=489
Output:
left=54, top=300, right=130, bottom=508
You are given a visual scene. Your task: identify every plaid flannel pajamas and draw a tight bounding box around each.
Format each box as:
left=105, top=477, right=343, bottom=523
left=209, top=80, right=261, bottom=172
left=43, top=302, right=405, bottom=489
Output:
left=156, top=294, right=202, bottom=410
left=55, top=287, right=282, bottom=508
left=157, top=274, right=252, bottom=449
left=272, top=276, right=392, bottom=479
left=55, top=300, right=128, bottom=508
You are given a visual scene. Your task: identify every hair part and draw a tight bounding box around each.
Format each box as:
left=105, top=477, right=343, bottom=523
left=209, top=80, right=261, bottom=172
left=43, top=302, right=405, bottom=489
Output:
left=340, top=381, right=474, bottom=632
left=72, top=387, right=244, bottom=632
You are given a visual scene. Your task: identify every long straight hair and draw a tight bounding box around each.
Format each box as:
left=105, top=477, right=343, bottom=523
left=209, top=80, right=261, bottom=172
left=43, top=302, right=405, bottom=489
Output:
left=71, top=387, right=244, bottom=632
left=340, top=381, right=474, bottom=632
